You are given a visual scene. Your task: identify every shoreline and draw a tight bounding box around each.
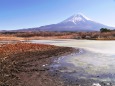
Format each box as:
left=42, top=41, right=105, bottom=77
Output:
left=0, top=42, right=78, bottom=86
left=0, top=36, right=115, bottom=42
left=1, top=40, right=115, bottom=86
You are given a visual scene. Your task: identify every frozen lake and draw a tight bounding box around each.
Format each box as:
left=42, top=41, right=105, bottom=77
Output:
left=30, top=39, right=115, bottom=85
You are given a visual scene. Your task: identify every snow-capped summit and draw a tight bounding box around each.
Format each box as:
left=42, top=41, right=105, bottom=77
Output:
left=62, top=13, right=91, bottom=24
left=17, top=13, right=114, bottom=32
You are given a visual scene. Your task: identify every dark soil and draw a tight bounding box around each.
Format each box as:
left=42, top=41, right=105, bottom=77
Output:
left=0, top=43, right=77, bottom=86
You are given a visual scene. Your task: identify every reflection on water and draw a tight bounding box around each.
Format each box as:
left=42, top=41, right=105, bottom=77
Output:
left=30, top=39, right=115, bottom=85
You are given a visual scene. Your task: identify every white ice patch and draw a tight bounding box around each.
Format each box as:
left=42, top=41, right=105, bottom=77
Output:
left=92, top=83, right=101, bottom=86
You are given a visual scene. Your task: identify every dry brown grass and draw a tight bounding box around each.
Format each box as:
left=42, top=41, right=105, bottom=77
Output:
left=0, top=43, right=56, bottom=58
left=0, top=36, right=24, bottom=41
left=0, top=31, right=115, bottom=40
left=0, top=32, right=78, bottom=41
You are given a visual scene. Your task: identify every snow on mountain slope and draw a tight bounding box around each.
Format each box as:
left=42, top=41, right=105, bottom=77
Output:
left=17, top=13, right=114, bottom=32
left=62, top=13, right=91, bottom=24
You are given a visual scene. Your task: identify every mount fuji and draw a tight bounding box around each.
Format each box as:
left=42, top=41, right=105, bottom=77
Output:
left=18, top=13, right=114, bottom=32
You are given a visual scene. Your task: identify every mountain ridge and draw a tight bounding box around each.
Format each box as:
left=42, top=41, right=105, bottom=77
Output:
left=15, top=13, right=114, bottom=32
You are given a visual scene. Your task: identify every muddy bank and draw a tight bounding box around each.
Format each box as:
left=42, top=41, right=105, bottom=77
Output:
left=0, top=43, right=77, bottom=86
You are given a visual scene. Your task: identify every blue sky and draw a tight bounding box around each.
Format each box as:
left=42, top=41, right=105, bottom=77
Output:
left=0, top=0, right=115, bottom=30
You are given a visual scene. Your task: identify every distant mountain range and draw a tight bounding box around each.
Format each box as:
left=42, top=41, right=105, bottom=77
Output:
left=10, top=13, right=115, bottom=32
